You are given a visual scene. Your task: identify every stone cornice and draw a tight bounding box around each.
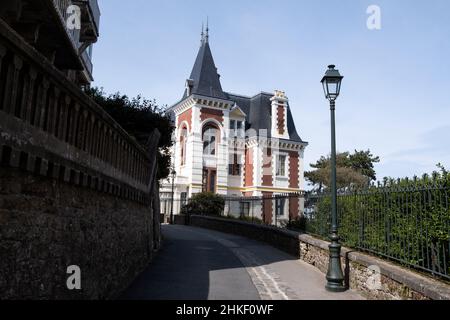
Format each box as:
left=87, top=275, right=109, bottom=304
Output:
left=245, top=137, right=307, bottom=151
left=172, top=94, right=234, bottom=115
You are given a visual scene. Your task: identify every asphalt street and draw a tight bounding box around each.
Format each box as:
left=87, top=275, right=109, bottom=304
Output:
left=120, top=225, right=364, bottom=300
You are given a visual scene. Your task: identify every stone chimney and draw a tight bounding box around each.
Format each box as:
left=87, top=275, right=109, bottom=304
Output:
left=270, top=90, right=289, bottom=139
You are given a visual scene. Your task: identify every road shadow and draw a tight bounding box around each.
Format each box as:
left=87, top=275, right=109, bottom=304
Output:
left=119, top=224, right=298, bottom=300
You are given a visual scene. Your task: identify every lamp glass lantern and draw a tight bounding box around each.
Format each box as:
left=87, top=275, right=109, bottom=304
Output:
left=321, top=65, right=344, bottom=101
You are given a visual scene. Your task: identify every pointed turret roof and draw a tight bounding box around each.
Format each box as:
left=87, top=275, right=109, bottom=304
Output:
left=183, top=29, right=227, bottom=100
left=173, top=27, right=306, bottom=145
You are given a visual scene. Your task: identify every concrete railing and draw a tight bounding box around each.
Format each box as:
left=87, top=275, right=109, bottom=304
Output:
left=0, top=18, right=158, bottom=205
left=189, top=215, right=450, bottom=300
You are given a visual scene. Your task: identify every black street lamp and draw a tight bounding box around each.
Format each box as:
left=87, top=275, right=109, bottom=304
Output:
left=321, top=65, right=346, bottom=292
left=170, top=169, right=176, bottom=225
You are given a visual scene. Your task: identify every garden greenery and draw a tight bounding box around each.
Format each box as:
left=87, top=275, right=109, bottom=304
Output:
left=305, top=165, right=450, bottom=279
left=181, top=192, right=225, bottom=216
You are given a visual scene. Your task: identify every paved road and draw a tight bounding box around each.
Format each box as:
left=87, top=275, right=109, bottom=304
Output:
left=121, top=225, right=364, bottom=300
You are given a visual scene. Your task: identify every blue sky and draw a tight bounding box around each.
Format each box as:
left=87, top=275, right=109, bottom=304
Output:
left=92, top=0, right=450, bottom=183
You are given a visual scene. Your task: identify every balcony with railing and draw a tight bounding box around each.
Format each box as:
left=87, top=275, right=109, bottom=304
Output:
left=54, top=0, right=100, bottom=83
left=1, top=0, right=100, bottom=83
left=73, top=0, right=101, bottom=37
left=88, top=0, right=101, bottom=34
left=81, top=48, right=94, bottom=80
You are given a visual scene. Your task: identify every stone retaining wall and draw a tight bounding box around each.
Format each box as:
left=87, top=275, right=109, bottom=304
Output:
left=0, top=168, right=158, bottom=299
left=190, top=215, right=450, bottom=300
left=0, top=19, right=161, bottom=299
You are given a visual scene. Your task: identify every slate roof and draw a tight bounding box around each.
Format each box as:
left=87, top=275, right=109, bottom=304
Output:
left=226, top=92, right=304, bottom=143
left=178, top=37, right=306, bottom=144
left=183, top=40, right=227, bottom=100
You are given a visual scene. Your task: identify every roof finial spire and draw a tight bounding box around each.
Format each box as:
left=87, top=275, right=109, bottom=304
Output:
left=205, top=17, right=209, bottom=43
left=201, top=22, right=205, bottom=45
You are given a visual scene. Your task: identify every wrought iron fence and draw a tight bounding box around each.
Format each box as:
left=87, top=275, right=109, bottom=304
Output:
left=222, top=193, right=304, bottom=227
left=159, top=193, right=304, bottom=227
left=159, top=181, right=449, bottom=280
left=304, top=182, right=450, bottom=281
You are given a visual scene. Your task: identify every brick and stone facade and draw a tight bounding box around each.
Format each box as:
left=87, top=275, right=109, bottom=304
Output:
left=160, top=32, right=308, bottom=223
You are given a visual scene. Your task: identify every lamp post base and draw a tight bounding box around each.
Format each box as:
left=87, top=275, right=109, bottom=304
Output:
left=326, top=281, right=347, bottom=293
left=325, top=235, right=346, bottom=292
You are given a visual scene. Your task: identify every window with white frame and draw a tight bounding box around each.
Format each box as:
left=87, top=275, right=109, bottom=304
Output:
left=180, top=192, right=188, bottom=207
left=203, top=124, right=218, bottom=156
left=229, top=119, right=244, bottom=137
left=275, top=198, right=285, bottom=216
left=240, top=202, right=250, bottom=217
left=180, top=126, right=188, bottom=166
left=228, top=139, right=241, bottom=176
left=276, top=154, right=287, bottom=176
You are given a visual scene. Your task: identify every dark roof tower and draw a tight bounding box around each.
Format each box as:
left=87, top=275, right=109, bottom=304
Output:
left=183, top=22, right=227, bottom=99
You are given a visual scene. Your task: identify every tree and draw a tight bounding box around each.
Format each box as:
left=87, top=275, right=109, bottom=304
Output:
left=305, top=150, right=380, bottom=191
left=85, top=87, right=175, bottom=180
left=348, top=150, right=380, bottom=182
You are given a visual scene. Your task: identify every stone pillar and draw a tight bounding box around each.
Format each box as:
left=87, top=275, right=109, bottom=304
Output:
left=48, top=87, right=61, bottom=136
left=4, top=55, right=23, bottom=115
left=67, top=103, right=79, bottom=145
left=0, top=45, right=6, bottom=107
left=58, top=96, right=70, bottom=141
left=36, top=78, right=50, bottom=129
left=22, top=68, right=37, bottom=122
left=262, top=192, right=273, bottom=225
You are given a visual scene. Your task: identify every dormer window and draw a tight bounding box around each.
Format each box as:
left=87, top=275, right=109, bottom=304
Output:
left=185, top=79, right=194, bottom=96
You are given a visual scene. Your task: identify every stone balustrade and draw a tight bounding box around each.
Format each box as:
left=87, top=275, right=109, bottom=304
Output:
left=0, top=18, right=158, bottom=205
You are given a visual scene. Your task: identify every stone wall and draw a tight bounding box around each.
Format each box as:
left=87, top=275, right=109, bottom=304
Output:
left=190, top=215, right=450, bottom=300
left=0, top=19, right=161, bottom=299
left=0, top=168, right=157, bottom=299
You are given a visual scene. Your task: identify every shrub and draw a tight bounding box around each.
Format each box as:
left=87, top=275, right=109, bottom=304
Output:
left=238, top=215, right=264, bottom=225
left=287, top=216, right=307, bottom=232
left=181, top=192, right=225, bottom=216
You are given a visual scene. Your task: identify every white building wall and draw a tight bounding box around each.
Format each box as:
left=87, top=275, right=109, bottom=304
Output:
left=190, top=105, right=204, bottom=195
left=298, top=148, right=305, bottom=191
left=216, top=110, right=229, bottom=195
left=252, top=144, right=262, bottom=196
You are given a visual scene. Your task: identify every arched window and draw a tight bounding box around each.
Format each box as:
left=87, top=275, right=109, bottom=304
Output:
left=180, top=126, right=188, bottom=166
left=203, top=124, right=219, bottom=156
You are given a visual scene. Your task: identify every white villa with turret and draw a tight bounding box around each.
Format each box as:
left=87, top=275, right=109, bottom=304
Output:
left=160, top=29, right=308, bottom=223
